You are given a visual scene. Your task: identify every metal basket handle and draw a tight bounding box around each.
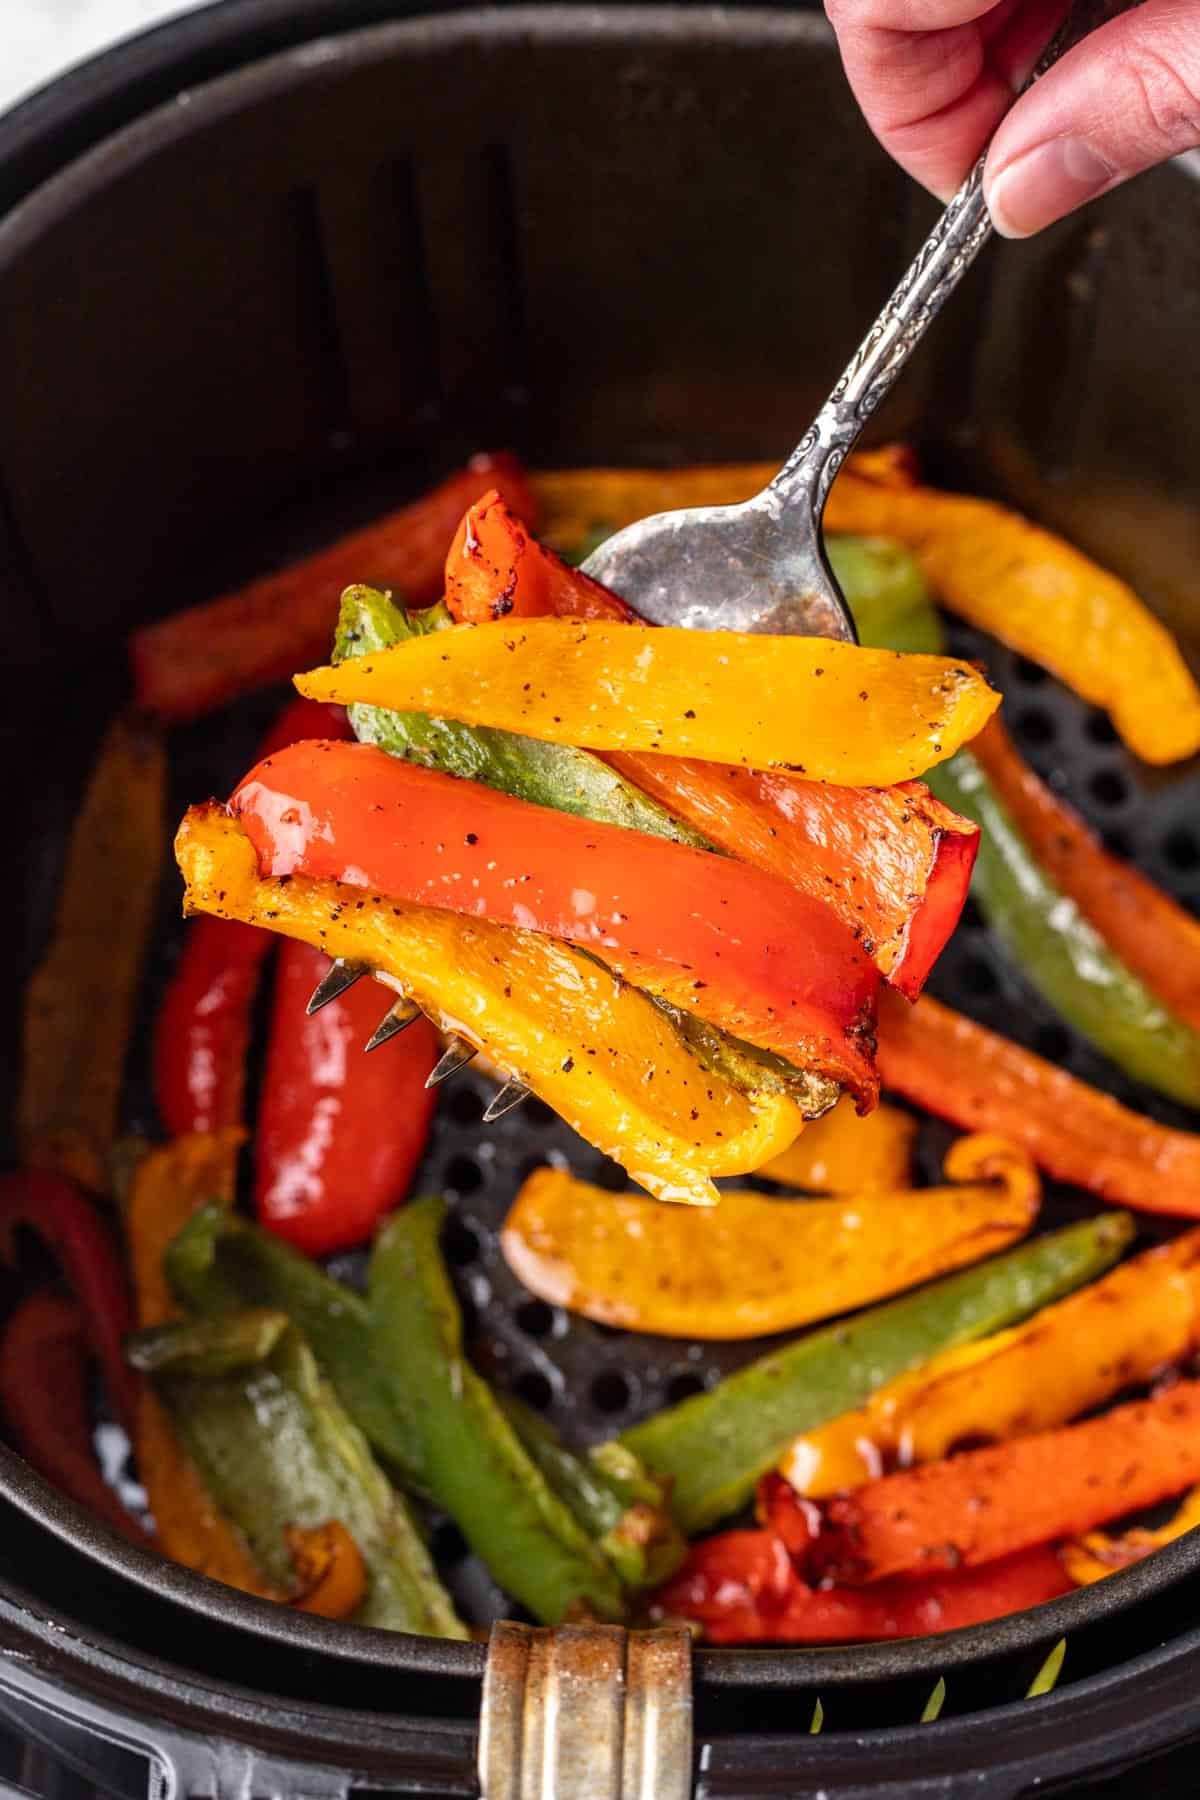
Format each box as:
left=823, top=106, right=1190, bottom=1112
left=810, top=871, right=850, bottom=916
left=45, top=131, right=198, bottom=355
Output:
left=478, top=1622, right=693, bottom=1800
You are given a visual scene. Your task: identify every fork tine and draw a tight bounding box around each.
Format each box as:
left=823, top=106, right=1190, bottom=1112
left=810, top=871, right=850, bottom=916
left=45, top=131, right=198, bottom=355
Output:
left=307, top=957, right=369, bottom=1015
left=482, top=1080, right=531, bottom=1121
left=364, top=997, right=422, bottom=1052
left=425, top=1036, right=479, bottom=1088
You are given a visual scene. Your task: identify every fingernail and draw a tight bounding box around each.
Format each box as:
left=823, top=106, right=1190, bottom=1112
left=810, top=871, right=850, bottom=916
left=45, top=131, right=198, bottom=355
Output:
left=987, top=137, right=1115, bottom=238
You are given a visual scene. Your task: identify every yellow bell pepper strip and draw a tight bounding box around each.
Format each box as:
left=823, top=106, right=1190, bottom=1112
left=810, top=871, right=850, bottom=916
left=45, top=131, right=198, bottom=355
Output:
left=230, top=740, right=880, bottom=1108
left=297, top=616, right=1000, bottom=787
left=878, top=990, right=1200, bottom=1220
left=972, top=715, right=1200, bottom=1032
left=285, top=1521, right=369, bottom=1620
left=500, top=1136, right=1040, bottom=1340
left=1062, top=1486, right=1200, bottom=1587
left=125, top=1128, right=278, bottom=1598
left=781, top=1229, right=1200, bottom=1498
left=821, top=447, right=1200, bottom=766
left=756, top=1096, right=917, bottom=1192
left=811, top=1378, right=1200, bottom=1585
left=175, top=805, right=800, bottom=1204
left=19, top=711, right=165, bottom=1191
left=619, top=1211, right=1131, bottom=1534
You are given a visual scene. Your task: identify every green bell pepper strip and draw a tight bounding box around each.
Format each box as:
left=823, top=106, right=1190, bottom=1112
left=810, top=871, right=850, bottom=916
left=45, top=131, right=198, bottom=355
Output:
left=369, top=1198, right=626, bottom=1623
left=620, top=1211, right=1133, bottom=1535
left=127, top=1307, right=289, bottom=1376
left=165, top=1204, right=428, bottom=1492
left=149, top=1313, right=466, bottom=1637
left=854, top=565, right=1200, bottom=1108
left=496, top=1391, right=686, bottom=1590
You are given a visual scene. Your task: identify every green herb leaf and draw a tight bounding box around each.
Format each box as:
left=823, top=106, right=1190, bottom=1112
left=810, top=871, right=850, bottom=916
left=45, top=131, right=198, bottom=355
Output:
left=1026, top=1637, right=1067, bottom=1698
left=920, top=1676, right=947, bottom=1723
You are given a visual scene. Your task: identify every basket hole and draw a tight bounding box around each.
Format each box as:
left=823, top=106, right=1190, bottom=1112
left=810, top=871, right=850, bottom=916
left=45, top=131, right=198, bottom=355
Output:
left=1103, top=828, right=1133, bottom=861
left=590, top=1160, right=629, bottom=1193
left=1085, top=709, right=1118, bottom=746
left=524, top=1099, right=555, bottom=1129
left=1164, top=828, right=1200, bottom=873
left=665, top=1371, right=707, bottom=1405
left=1012, top=656, right=1049, bottom=687
left=447, top=1085, right=485, bottom=1126
left=515, top=1299, right=556, bottom=1339
left=441, top=1217, right=481, bottom=1267
left=1014, top=706, right=1056, bottom=747
left=590, top=1371, right=632, bottom=1414
left=962, top=954, right=999, bottom=997
left=1089, top=768, right=1128, bottom=809
left=513, top=1368, right=555, bottom=1411
left=958, top=895, right=985, bottom=934
left=432, top=1520, right=470, bottom=1567
left=1033, top=1023, right=1073, bottom=1065
left=443, top=1154, right=483, bottom=1196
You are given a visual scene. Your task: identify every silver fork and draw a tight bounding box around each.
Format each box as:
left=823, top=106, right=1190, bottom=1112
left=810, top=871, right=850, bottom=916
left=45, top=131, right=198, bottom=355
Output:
left=312, top=0, right=1129, bottom=1102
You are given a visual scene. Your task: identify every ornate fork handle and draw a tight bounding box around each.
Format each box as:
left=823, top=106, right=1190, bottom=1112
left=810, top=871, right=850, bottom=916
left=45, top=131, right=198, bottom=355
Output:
left=770, top=0, right=1141, bottom=521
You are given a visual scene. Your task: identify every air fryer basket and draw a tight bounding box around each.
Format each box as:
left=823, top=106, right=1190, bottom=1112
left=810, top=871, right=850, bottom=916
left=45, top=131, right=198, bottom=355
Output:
left=2, top=3, right=1200, bottom=1795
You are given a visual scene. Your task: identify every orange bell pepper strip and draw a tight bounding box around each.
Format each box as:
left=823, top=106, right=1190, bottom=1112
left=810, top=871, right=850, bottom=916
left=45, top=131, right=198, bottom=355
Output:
left=780, top=1230, right=1200, bottom=1499
left=653, top=1530, right=1070, bottom=1644
left=175, top=805, right=801, bottom=1205
left=284, top=1521, right=369, bottom=1620
left=1062, top=1485, right=1200, bottom=1587
left=821, top=447, right=1200, bottom=766
left=303, top=613, right=1001, bottom=788
left=500, top=1135, right=1039, bottom=1340
left=130, top=453, right=535, bottom=721
left=19, top=711, right=165, bottom=1192
left=605, top=756, right=978, bottom=998
left=878, top=989, right=1200, bottom=1219
left=811, top=1378, right=1200, bottom=1585
left=126, top=1129, right=278, bottom=1599
left=0, top=1291, right=154, bottom=1551
left=971, top=715, right=1200, bottom=1031
left=446, top=491, right=979, bottom=993
left=757, top=1096, right=917, bottom=1192
left=229, top=740, right=881, bottom=1106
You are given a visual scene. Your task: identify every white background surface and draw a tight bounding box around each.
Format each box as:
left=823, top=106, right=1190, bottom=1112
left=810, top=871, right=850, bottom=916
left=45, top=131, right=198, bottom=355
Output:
left=3, top=0, right=213, bottom=116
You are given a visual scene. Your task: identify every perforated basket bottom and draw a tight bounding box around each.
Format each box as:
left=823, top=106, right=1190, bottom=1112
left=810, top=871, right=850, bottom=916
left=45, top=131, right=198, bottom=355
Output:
left=118, top=611, right=1200, bottom=1625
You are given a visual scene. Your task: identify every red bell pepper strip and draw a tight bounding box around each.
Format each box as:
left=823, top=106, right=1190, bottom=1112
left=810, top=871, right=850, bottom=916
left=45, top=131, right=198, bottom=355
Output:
left=131, top=454, right=535, bottom=721
left=877, top=989, right=1200, bottom=1219
left=0, top=1291, right=153, bottom=1550
left=810, top=1377, right=1200, bottom=1585
left=0, top=1170, right=140, bottom=1439
left=154, top=699, right=350, bottom=1137
left=971, top=714, right=1200, bottom=1032
left=444, top=491, right=976, bottom=997
left=653, top=1526, right=1069, bottom=1643
left=254, top=937, right=440, bottom=1256
left=230, top=740, right=881, bottom=1106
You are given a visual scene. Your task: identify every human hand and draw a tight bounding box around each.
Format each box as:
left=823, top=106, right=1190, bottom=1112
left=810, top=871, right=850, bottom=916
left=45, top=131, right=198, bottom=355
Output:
left=824, top=0, right=1200, bottom=236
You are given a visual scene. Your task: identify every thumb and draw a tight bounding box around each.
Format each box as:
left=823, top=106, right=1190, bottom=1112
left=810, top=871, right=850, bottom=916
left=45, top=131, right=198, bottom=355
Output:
left=984, top=0, right=1200, bottom=236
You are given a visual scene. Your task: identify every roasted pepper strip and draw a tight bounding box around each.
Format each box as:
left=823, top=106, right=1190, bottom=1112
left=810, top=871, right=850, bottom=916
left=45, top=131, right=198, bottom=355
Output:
left=19, top=711, right=165, bottom=1190
left=501, top=1136, right=1039, bottom=1340
left=130, top=454, right=534, bottom=720
left=255, top=937, right=439, bottom=1255
left=285, top=1521, right=369, bottom=1620
left=653, top=1530, right=1069, bottom=1644
left=176, top=806, right=801, bottom=1204
left=861, top=587, right=1200, bottom=1108
left=0, top=1291, right=153, bottom=1549
left=370, top=1197, right=625, bottom=1622
left=230, top=741, right=880, bottom=1107
left=879, top=991, right=1200, bottom=1216
left=757, top=1097, right=917, bottom=1192
left=446, top=487, right=634, bottom=623
left=1062, top=1486, right=1200, bottom=1586
left=812, top=1378, right=1200, bottom=1585
left=154, top=699, right=349, bottom=1138
left=142, top=1312, right=466, bottom=1636
left=781, top=1230, right=1200, bottom=1498
left=619, top=1211, right=1131, bottom=1534
left=0, top=1170, right=140, bottom=1438
left=298, top=615, right=1000, bottom=787
left=444, top=497, right=976, bottom=994
left=971, top=715, right=1200, bottom=1033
